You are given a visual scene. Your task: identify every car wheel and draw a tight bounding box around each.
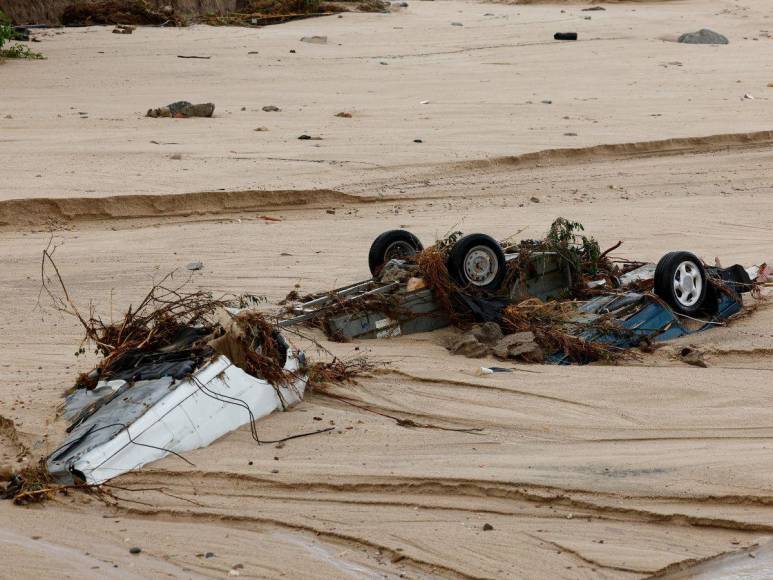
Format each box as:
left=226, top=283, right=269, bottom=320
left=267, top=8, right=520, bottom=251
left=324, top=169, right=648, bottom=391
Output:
left=447, top=233, right=507, bottom=292
left=654, top=251, right=709, bottom=315
left=368, top=229, right=423, bottom=277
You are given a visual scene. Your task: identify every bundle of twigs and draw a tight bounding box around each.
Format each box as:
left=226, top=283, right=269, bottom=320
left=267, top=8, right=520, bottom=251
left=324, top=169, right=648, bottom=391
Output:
left=306, top=356, right=374, bottom=392
left=501, top=299, right=631, bottom=363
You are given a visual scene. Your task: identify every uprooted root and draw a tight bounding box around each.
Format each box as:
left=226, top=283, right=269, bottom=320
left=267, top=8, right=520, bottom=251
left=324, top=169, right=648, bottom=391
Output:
left=306, top=356, right=375, bottom=392
left=415, top=244, right=461, bottom=323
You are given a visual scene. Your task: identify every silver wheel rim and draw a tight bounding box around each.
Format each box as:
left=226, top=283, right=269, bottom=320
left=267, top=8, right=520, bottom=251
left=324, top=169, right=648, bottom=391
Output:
left=672, top=260, right=703, bottom=307
left=384, top=240, right=415, bottom=262
left=463, top=245, right=499, bottom=286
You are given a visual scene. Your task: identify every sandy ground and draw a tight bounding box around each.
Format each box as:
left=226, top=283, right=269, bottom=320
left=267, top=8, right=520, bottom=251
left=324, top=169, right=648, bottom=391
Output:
left=2, top=0, right=773, bottom=578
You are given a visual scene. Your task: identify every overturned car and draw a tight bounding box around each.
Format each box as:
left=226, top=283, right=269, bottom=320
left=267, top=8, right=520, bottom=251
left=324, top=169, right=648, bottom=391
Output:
left=281, top=220, right=766, bottom=363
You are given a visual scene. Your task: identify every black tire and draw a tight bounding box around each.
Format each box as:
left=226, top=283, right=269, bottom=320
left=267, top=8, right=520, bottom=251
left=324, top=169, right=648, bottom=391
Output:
left=368, top=229, right=423, bottom=277
left=447, top=233, right=507, bottom=292
left=654, top=251, right=708, bottom=315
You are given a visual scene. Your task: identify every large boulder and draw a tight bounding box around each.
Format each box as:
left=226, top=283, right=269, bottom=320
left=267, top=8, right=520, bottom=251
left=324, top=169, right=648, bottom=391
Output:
left=677, top=29, right=728, bottom=45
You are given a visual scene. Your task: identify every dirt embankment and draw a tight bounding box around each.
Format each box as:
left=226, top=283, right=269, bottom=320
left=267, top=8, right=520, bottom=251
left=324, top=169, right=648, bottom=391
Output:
left=0, top=0, right=243, bottom=24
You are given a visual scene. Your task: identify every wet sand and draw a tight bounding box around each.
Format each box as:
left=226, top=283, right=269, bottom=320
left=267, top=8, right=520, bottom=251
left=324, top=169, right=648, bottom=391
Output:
left=1, top=0, right=773, bottom=578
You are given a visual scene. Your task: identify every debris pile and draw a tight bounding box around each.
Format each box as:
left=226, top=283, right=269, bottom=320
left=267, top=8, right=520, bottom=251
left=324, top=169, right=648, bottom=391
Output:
left=61, top=0, right=181, bottom=26
left=29, top=248, right=326, bottom=490
left=281, top=218, right=763, bottom=365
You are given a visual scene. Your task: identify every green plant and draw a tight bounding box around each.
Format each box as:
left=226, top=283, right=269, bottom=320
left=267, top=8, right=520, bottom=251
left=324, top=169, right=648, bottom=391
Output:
left=1, top=43, right=45, bottom=59
left=0, top=23, right=45, bottom=60
left=0, top=22, right=12, bottom=49
left=544, top=218, right=602, bottom=275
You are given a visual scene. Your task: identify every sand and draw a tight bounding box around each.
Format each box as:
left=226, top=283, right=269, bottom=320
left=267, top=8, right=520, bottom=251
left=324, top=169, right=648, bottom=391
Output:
left=1, top=0, right=773, bottom=578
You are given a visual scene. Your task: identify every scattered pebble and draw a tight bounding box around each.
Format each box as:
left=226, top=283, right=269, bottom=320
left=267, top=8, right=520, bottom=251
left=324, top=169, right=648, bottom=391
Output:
left=262, top=105, right=281, bottom=112
left=483, top=523, right=494, bottom=531
left=186, top=260, right=204, bottom=271
left=254, top=126, right=269, bottom=131
left=530, top=196, right=540, bottom=203
left=129, top=547, right=142, bottom=554
left=335, top=112, right=353, bottom=118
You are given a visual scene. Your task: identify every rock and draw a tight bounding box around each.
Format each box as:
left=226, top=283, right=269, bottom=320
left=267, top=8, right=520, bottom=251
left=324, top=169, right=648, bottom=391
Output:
left=170, top=153, right=182, bottom=160
left=112, top=25, right=135, bottom=34
left=262, top=105, right=281, bottom=112
left=254, top=126, right=269, bottom=131
left=300, top=35, right=327, bottom=44
left=483, top=523, right=494, bottom=531
left=186, top=260, right=204, bottom=271
left=129, top=547, right=142, bottom=554
left=493, top=332, right=543, bottom=362
left=451, top=22, right=463, bottom=26
left=448, top=333, right=489, bottom=358
left=470, top=322, right=503, bottom=346
left=204, top=552, right=215, bottom=559
left=678, top=29, right=728, bottom=45
left=679, top=347, right=707, bottom=368
left=582, top=6, right=605, bottom=10
left=335, top=112, right=353, bottom=118
left=530, top=196, right=540, bottom=203
left=298, top=134, right=322, bottom=140
left=147, top=101, right=215, bottom=118
left=414, top=139, right=423, bottom=143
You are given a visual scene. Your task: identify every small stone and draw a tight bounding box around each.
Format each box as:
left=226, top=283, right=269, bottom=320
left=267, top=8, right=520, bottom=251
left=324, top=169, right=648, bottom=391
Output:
left=326, top=209, right=336, bottom=214
left=335, top=112, right=353, bottom=118
left=678, top=29, right=728, bottom=45
left=679, top=347, right=707, bottom=368
left=254, top=126, right=269, bottom=131
left=448, top=333, right=489, bottom=358
left=186, top=260, right=204, bottom=271
left=493, top=332, right=543, bottom=362
left=413, top=139, right=423, bottom=143
left=451, top=22, right=463, bottom=26
left=205, top=552, right=215, bottom=559
left=262, top=105, right=281, bottom=112
left=482, top=523, right=494, bottom=531
left=289, top=49, right=296, bottom=53
left=170, top=153, right=182, bottom=160
left=530, top=196, right=540, bottom=203
left=129, top=547, right=142, bottom=554
left=470, top=322, right=504, bottom=345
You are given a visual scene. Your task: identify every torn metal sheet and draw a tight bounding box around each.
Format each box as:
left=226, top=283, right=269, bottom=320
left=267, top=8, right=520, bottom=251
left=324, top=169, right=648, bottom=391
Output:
left=48, top=348, right=306, bottom=485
